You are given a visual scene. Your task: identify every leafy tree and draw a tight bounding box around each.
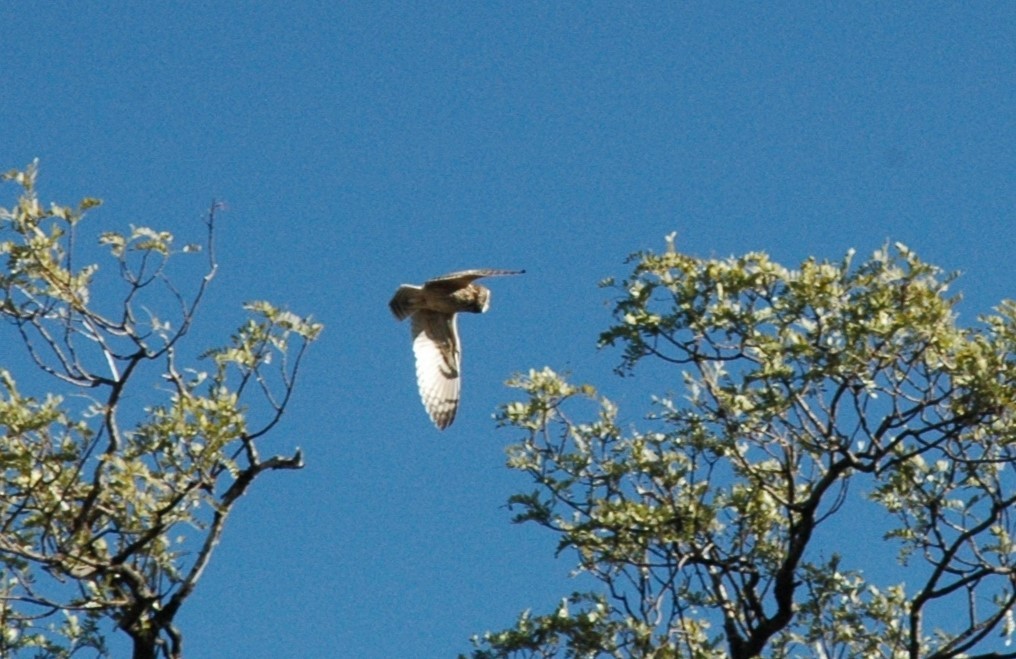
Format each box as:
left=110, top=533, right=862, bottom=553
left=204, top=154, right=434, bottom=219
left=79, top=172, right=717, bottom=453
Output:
left=0, top=163, right=321, bottom=658
left=470, top=235, right=1016, bottom=658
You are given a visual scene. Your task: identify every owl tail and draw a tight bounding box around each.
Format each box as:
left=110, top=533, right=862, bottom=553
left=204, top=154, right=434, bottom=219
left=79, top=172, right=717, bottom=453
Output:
left=389, top=285, right=424, bottom=321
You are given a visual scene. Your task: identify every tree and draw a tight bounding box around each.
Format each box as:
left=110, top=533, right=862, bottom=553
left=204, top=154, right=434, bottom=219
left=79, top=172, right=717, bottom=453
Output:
left=470, top=235, right=1016, bottom=658
left=0, top=163, right=321, bottom=658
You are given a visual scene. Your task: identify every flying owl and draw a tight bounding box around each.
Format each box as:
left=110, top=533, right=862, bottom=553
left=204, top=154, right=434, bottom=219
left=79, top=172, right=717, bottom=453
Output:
left=389, top=268, right=524, bottom=429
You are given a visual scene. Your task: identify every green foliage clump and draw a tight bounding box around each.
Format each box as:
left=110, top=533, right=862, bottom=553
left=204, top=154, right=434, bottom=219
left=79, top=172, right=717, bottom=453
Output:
left=471, top=233, right=1016, bottom=658
left=0, top=162, right=321, bottom=658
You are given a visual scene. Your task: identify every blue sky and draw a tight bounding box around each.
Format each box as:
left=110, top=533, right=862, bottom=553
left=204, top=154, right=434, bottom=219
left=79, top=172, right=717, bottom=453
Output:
left=2, top=3, right=1014, bottom=657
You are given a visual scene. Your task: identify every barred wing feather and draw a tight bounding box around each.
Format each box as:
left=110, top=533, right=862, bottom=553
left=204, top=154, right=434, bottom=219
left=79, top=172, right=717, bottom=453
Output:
left=410, top=311, right=461, bottom=429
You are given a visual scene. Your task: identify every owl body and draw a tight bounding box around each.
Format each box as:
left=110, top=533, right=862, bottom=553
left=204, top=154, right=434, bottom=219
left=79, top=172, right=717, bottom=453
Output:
left=390, top=283, right=492, bottom=318
left=389, top=269, right=523, bottom=429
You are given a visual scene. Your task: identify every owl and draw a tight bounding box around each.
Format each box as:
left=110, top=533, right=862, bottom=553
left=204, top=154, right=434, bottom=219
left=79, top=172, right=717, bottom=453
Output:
left=389, top=269, right=524, bottom=429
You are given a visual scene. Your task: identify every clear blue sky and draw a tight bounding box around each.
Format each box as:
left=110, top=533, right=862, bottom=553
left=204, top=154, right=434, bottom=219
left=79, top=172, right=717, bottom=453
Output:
left=2, top=3, right=1014, bottom=657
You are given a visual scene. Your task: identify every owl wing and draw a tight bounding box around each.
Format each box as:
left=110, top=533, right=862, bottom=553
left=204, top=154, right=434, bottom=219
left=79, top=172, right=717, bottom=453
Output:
left=410, top=310, right=461, bottom=429
left=424, top=268, right=525, bottom=290
left=389, top=284, right=422, bottom=321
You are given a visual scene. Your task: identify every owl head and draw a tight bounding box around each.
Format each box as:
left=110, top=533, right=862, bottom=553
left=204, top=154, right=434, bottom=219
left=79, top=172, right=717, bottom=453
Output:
left=445, top=283, right=491, bottom=314
left=467, top=285, right=491, bottom=314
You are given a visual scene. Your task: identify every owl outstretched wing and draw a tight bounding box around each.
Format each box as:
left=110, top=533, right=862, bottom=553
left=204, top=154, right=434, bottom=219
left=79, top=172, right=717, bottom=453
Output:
left=410, top=310, right=461, bottom=430
left=423, top=269, right=525, bottom=290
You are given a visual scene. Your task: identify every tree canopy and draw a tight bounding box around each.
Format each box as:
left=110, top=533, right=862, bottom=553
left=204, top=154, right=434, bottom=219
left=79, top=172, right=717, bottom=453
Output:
left=470, top=234, right=1016, bottom=658
left=0, top=163, right=321, bottom=658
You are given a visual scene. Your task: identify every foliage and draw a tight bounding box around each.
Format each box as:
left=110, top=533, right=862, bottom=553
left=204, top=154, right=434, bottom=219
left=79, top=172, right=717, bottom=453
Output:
left=470, top=234, right=1016, bottom=658
left=0, top=162, right=321, bottom=658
